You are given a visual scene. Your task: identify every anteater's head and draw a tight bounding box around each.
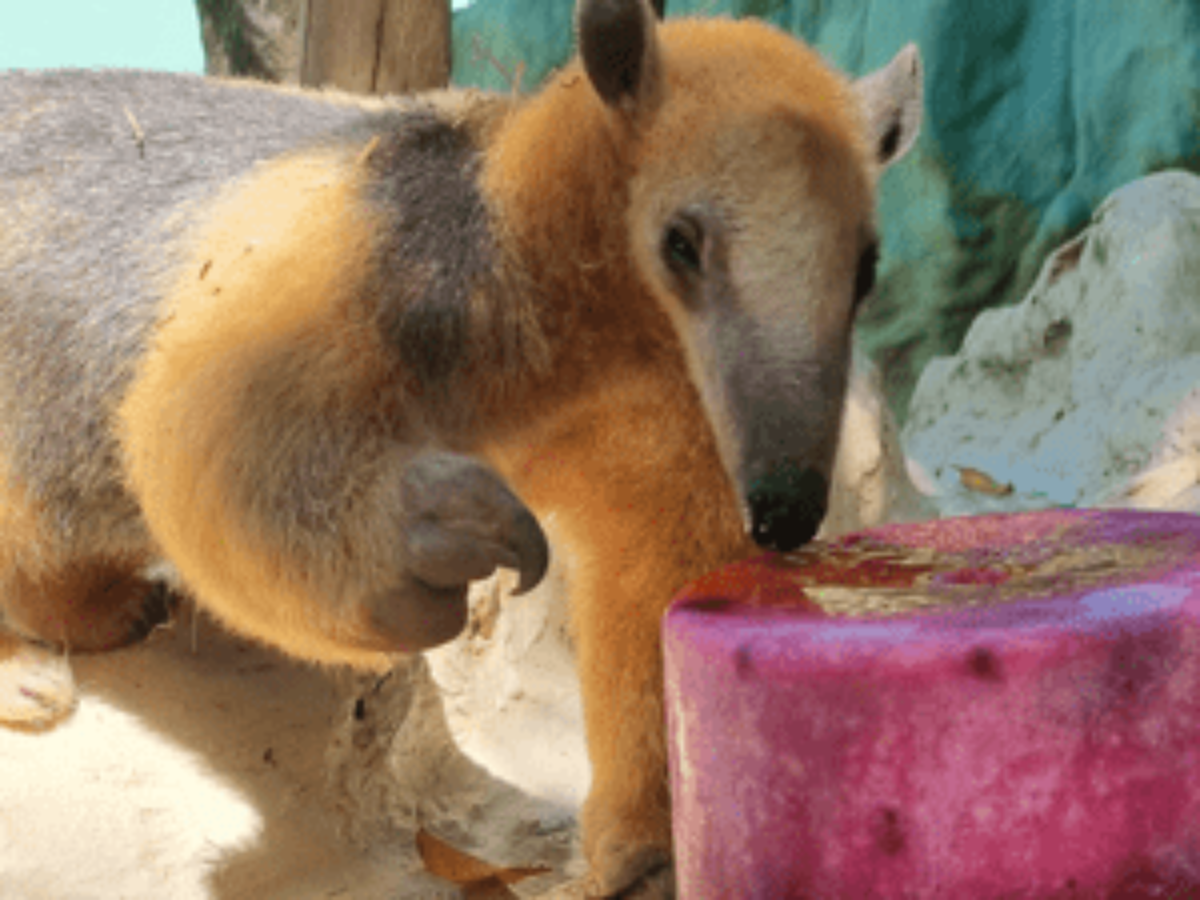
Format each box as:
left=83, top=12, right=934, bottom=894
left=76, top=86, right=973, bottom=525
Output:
left=577, top=0, right=922, bottom=552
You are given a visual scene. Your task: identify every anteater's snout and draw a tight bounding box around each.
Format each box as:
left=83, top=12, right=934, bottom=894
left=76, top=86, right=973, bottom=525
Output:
left=746, top=462, right=828, bottom=552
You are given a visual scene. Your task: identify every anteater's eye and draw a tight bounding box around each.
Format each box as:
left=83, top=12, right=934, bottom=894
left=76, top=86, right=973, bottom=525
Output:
left=662, top=215, right=704, bottom=277
left=854, top=242, right=880, bottom=306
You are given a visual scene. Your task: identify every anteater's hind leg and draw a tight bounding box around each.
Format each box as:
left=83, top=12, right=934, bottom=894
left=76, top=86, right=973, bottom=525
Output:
left=0, top=557, right=170, bottom=653
left=0, top=469, right=170, bottom=727
left=0, top=557, right=170, bottom=729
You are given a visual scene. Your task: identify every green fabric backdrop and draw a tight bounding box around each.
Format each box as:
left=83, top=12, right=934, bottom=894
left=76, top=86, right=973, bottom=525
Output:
left=452, top=0, right=1200, bottom=420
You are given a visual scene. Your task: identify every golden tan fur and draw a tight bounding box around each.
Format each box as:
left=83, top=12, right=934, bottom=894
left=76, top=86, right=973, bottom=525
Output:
left=482, top=371, right=752, bottom=887
left=0, top=454, right=152, bottom=653
left=118, top=152, right=407, bottom=669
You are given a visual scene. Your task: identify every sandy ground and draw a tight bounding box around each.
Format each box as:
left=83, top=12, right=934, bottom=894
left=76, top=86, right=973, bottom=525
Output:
left=0, top=604, right=573, bottom=900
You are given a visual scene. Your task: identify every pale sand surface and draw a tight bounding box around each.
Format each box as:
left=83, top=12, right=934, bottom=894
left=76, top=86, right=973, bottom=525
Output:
left=0, top=608, right=558, bottom=899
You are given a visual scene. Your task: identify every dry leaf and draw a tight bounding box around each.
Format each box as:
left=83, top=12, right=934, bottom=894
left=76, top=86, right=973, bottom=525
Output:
left=954, top=465, right=1013, bottom=496
left=416, top=828, right=550, bottom=894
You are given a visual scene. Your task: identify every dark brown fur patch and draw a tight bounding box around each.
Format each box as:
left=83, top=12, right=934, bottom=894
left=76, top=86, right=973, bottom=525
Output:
left=359, top=109, right=494, bottom=391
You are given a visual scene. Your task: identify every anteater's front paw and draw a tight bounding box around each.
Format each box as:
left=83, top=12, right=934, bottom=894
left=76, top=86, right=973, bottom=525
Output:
left=583, top=794, right=675, bottom=898
left=586, top=841, right=675, bottom=899
left=362, top=453, right=549, bottom=652
left=401, top=452, right=548, bottom=594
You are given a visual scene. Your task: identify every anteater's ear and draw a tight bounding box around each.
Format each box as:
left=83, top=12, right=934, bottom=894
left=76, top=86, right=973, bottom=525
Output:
left=854, top=44, right=923, bottom=168
left=577, top=0, right=662, bottom=115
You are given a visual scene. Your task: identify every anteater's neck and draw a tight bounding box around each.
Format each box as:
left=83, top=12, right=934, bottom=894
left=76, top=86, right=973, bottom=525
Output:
left=475, top=65, right=679, bottom=439
left=472, top=71, right=752, bottom=578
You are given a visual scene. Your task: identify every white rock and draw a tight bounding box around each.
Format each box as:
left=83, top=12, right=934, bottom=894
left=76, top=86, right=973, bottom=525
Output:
left=904, top=170, right=1200, bottom=516
left=822, top=345, right=936, bottom=537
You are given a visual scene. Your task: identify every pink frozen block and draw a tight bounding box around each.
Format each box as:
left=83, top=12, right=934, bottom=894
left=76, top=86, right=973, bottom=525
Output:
left=664, top=509, right=1200, bottom=899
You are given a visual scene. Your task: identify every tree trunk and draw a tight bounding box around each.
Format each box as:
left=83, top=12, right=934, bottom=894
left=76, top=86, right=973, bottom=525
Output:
left=299, top=0, right=451, bottom=94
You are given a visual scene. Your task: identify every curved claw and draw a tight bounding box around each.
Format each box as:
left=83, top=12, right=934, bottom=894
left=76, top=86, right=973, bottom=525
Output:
left=509, top=502, right=549, bottom=596
left=359, top=454, right=552, bottom=654
left=399, top=451, right=550, bottom=596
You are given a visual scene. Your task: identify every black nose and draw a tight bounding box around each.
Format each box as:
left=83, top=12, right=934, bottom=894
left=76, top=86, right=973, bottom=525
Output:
left=746, top=463, right=828, bottom=552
